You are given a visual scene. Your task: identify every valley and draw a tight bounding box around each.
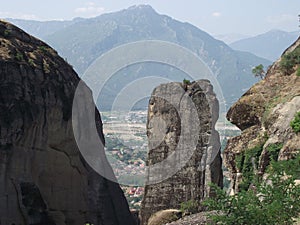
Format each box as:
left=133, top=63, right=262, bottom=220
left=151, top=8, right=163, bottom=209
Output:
left=101, top=110, right=240, bottom=209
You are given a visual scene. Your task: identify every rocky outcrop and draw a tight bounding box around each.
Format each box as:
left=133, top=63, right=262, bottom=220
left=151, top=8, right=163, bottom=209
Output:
left=224, top=37, right=300, bottom=194
left=165, top=211, right=217, bottom=225
left=140, top=80, right=223, bottom=225
left=147, top=209, right=182, bottom=225
left=0, top=20, right=135, bottom=225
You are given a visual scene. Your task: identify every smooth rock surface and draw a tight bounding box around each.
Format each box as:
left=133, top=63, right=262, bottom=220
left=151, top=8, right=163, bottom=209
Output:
left=0, top=20, right=135, bottom=225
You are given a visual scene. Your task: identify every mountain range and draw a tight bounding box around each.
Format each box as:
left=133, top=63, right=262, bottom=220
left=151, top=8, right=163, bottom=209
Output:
left=230, top=29, right=299, bottom=62
left=7, top=5, right=271, bottom=109
left=214, top=33, right=251, bottom=44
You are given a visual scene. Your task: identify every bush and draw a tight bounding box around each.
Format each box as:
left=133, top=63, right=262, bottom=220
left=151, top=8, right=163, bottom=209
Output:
left=203, top=152, right=300, bottom=225
left=290, top=112, right=300, bottom=133
left=280, top=46, right=300, bottom=75
left=180, top=200, right=199, bottom=214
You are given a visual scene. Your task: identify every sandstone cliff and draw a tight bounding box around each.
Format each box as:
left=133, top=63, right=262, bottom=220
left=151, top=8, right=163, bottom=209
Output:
left=0, top=20, right=135, bottom=225
left=224, top=37, right=300, bottom=194
left=140, top=80, right=223, bottom=225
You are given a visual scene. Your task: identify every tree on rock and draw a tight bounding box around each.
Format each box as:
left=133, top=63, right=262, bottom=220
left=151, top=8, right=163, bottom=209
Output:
left=252, top=64, right=265, bottom=79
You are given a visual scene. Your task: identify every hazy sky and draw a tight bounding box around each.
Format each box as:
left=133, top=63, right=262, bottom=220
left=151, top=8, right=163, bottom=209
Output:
left=1, top=0, right=299, bottom=36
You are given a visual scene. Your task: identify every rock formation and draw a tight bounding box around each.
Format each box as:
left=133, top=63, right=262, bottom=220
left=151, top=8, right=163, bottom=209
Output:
left=140, top=80, right=223, bottom=225
left=0, top=20, right=135, bottom=225
left=224, top=37, right=300, bottom=194
left=165, top=211, right=217, bottom=225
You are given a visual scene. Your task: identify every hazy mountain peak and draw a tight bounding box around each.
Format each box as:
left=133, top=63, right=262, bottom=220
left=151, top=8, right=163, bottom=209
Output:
left=11, top=6, right=270, bottom=108
left=128, top=4, right=155, bottom=11
left=124, top=4, right=157, bottom=15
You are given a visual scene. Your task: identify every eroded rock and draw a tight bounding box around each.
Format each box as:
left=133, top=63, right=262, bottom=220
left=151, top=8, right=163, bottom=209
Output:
left=140, top=80, right=222, bottom=225
left=224, top=37, right=300, bottom=194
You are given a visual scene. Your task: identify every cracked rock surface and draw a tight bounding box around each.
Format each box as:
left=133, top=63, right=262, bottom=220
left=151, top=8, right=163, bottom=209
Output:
left=140, top=80, right=223, bottom=225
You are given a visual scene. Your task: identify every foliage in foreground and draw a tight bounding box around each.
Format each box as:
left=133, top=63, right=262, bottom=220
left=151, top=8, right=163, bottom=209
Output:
left=203, top=152, right=300, bottom=225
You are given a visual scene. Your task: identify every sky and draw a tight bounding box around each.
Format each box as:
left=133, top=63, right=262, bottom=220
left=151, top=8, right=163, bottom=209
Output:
left=1, top=0, right=299, bottom=36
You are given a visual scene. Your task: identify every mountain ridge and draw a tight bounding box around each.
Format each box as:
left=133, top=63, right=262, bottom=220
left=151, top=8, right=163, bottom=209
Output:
left=230, top=29, right=299, bottom=61
left=6, top=5, right=271, bottom=108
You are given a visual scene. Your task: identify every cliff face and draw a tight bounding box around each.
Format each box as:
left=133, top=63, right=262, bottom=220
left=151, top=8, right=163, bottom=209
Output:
left=224, top=37, right=300, bottom=194
left=140, top=80, right=223, bottom=225
left=0, top=20, right=135, bottom=225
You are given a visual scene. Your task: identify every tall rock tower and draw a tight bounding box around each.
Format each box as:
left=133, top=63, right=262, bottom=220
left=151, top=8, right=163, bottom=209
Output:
left=140, top=80, right=223, bottom=225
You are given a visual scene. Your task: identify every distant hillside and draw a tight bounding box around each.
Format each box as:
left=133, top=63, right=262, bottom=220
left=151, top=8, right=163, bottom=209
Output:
left=7, top=5, right=271, bottom=109
left=5, top=18, right=82, bottom=39
left=230, top=29, right=299, bottom=61
left=214, top=33, right=251, bottom=44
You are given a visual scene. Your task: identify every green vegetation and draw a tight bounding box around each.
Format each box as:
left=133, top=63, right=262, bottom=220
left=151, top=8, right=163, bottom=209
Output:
left=183, top=78, right=191, bottom=85
left=297, top=67, right=300, bottom=76
left=203, top=152, right=300, bottom=225
left=15, top=52, right=24, bottom=61
left=28, top=58, right=35, bottom=67
left=280, top=45, right=300, bottom=75
left=235, top=145, right=264, bottom=191
left=38, top=45, right=49, bottom=53
left=180, top=200, right=199, bottom=214
left=266, top=143, right=283, bottom=161
left=290, top=111, right=300, bottom=133
left=252, top=64, right=265, bottom=79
